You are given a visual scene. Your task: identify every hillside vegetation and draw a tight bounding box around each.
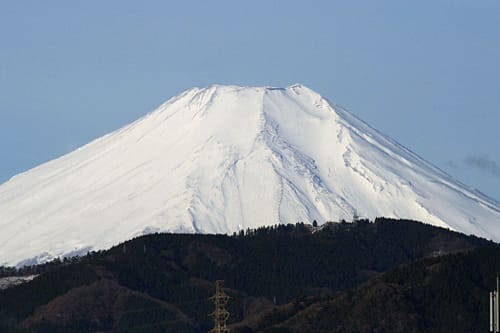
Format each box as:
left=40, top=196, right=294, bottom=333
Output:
left=0, top=218, right=496, bottom=333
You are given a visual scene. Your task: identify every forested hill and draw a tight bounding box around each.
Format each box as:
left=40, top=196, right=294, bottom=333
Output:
left=0, top=218, right=496, bottom=333
left=254, top=246, right=500, bottom=333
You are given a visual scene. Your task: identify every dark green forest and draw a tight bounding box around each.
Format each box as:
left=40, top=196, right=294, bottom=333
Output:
left=0, top=218, right=497, bottom=333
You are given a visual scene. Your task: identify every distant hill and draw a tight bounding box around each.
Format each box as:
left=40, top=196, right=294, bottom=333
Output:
left=0, top=218, right=496, bottom=333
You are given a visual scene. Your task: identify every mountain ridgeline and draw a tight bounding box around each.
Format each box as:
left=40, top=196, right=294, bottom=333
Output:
left=0, top=218, right=497, bottom=333
left=1, top=84, right=500, bottom=267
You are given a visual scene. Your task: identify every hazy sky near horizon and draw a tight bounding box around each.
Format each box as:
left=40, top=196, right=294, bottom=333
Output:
left=1, top=1, right=499, bottom=201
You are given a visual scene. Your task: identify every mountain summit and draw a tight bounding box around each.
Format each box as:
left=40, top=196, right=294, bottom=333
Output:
left=1, top=84, right=499, bottom=266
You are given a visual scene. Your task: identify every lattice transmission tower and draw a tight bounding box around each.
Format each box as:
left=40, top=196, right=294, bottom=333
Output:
left=209, top=280, right=230, bottom=333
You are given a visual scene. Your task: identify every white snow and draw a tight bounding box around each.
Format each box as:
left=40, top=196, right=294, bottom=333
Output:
left=0, top=84, right=499, bottom=267
left=0, top=275, right=37, bottom=290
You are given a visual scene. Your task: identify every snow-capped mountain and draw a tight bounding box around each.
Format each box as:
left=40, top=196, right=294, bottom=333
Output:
left=1, top=84, right=499, bottom=266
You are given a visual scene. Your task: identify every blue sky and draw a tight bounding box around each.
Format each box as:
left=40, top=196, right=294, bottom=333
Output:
left=1, top=1, right=499, bottom=200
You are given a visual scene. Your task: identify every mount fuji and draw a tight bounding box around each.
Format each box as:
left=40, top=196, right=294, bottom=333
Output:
left=1, top=84, right=499, bottom=266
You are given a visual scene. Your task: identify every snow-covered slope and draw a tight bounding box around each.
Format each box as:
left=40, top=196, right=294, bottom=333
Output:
left=1, top=84, right=499, bottom=266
